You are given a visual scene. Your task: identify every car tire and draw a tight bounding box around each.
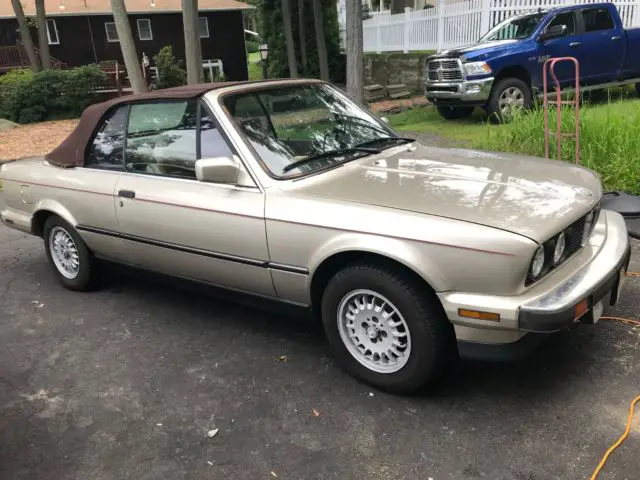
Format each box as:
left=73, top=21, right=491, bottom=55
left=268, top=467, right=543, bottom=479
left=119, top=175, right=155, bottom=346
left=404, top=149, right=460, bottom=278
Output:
left=486, top=77, right=532, bottom=123
left=321, top=262, right=457, bottom=394
left=436, top=105, right=474, bottom=120
left=43, top=215, right=98, bottom=291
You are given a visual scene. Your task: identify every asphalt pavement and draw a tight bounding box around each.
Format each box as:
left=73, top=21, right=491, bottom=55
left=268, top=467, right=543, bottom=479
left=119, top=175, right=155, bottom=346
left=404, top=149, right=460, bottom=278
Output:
left=1, top=195, right=640, bottom=480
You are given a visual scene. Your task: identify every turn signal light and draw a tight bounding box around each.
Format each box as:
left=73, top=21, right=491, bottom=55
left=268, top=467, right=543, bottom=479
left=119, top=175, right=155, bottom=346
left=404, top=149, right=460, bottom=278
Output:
left=574, top=299, right=589, bottom=320
left=458, top=309, right=500, bottom=322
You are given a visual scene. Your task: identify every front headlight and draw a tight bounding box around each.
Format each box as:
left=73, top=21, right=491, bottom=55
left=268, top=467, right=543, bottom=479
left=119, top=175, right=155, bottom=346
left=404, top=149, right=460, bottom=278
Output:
left=553, top=232, right=566, bottom=264
left=463, top=61, right=492, bottom=76
left=530, top=246, right=545, bottom=279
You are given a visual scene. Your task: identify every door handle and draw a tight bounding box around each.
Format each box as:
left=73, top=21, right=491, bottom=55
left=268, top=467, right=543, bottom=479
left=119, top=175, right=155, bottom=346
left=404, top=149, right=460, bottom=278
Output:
left=611, top=35, right=622, bottom=41
left=569, top=41, right=581, bottom=48
left=118, top=190, right=136, bottom=199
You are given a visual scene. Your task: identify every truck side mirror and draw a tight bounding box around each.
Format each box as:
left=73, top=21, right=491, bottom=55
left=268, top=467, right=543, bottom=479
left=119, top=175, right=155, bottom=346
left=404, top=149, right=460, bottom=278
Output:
left=538, top=24, right=567, bottom=42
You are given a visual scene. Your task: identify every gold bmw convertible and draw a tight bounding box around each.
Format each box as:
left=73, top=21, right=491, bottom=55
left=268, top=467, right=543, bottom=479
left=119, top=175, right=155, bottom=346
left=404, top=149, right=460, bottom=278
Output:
left=0, top=79, right=630, bottom=393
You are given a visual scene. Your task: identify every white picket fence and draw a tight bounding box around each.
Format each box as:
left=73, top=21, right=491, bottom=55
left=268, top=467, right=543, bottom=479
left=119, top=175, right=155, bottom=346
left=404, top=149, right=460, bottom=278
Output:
left=341, top=0, right=640, bottom=53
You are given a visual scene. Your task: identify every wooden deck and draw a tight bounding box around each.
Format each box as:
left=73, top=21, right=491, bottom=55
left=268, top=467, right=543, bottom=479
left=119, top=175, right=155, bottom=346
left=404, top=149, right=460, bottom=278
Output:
left=0, top=42, right=67, bottom=73
left=0, top=45, right=28, bottom=73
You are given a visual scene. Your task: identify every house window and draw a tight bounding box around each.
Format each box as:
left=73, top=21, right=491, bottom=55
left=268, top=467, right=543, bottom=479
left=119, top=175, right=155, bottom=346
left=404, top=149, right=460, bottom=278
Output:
left=198, top=17, right=210, bottom=38
left=46, top=19, right=59, bottom=45
left=105, top=22, right=119, bottom=42
left=137, top=18, right=153, bottom=41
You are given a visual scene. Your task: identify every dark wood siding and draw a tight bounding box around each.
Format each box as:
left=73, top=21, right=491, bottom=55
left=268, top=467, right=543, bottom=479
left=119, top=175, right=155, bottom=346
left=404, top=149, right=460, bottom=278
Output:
left=0, top=11, right=248, bottom=81
left=201, top=11, right=248, bottom=81
left=0, top=20, right=20, bottom=46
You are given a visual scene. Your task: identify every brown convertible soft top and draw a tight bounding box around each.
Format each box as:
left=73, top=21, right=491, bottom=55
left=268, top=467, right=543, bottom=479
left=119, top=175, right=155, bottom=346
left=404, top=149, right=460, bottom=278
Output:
left=45, top=82, right=240, bottom=168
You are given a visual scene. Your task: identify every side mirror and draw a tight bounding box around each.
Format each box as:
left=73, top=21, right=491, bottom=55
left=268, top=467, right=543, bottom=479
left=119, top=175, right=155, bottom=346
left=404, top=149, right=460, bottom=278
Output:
left=538, top=24, right=567, bottom=42
left=195, top=156, right=240, bottom=184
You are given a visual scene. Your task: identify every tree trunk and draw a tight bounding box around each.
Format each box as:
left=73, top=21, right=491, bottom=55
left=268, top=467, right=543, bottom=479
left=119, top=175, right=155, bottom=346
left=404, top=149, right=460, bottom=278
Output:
left=35, top=0, right=51, bottom=70
left=182, top=0, right=202, bottom=84
left=312, top=0, right=329, bottom=81
left=281, top=0, right=298, bottom=78
left=10, top=0, right=40, bottom=72
left=298, top=0, right=308, bottom=75
left=109, top=0, right=147, bottom=93
left=346, top=0, right=364, bottom=103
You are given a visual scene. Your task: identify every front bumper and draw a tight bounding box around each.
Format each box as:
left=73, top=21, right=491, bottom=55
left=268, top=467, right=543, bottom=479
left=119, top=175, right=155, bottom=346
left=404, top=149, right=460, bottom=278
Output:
left=425, top=76, right=494, bottom=106
left=438, top=210, right=631, bottom=343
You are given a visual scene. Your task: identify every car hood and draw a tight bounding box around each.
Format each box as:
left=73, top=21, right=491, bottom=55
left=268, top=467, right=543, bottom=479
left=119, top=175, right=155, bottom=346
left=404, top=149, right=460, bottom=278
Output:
left=430, top=40, right=521, bottom=60
left=294, top=144, right=601, bottom=243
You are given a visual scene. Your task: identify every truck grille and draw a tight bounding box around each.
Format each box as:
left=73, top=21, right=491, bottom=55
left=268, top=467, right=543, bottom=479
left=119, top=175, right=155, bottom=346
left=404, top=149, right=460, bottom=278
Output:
left=427, top=59, right=463, bottom=82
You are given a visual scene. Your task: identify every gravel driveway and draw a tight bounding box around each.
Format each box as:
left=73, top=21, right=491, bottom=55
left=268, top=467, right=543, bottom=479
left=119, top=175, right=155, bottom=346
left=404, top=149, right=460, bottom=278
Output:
left=1, top=195, right=640, bottom=480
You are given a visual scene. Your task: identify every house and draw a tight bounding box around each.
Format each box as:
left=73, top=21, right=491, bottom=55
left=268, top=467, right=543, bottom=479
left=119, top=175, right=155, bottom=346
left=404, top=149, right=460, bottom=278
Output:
left=0, top=0, right=253, bottom=81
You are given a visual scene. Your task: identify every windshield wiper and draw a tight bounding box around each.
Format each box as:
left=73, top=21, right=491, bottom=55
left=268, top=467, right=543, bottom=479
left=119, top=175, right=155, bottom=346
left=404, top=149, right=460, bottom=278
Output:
left=282, top=147, right=380, bottom=174
left=353, top=136, right=415, bottom=149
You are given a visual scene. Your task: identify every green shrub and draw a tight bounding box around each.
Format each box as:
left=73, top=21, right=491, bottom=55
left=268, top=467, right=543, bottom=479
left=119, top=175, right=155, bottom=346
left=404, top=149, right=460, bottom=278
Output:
left=0, top=69, right=32, bottom=96
left=476, top=99, right=640, bottom=193
left=0, top=65, right=105, bottom=124
left=153, top=46, right=187, bottom=90
left=246, top=40, right=259, bottom=53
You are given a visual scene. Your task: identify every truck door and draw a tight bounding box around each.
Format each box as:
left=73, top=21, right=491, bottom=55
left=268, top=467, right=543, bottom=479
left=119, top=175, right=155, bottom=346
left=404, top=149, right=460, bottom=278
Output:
left=578, top=6, right=626, bottom=84
left=538, top=11, right=583, bottom=88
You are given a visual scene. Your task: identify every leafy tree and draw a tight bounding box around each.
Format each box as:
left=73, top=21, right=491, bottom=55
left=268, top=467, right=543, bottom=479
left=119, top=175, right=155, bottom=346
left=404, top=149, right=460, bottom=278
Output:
left=261, top=0, right=343, bottom=82
left=182, top=0, right=203, bottom=84
left=109, top=0, right=147, bottom=93
left=346, top=0, right=363, bottom=102
left=153, top=46, right=187, bottom=89
left=10, top=0, right=40, bottom=72
left=35, top=0, right=51, bottom=70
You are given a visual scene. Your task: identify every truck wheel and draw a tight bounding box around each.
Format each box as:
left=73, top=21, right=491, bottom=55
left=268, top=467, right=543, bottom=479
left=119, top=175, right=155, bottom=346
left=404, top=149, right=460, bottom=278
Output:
left=43, top=215, right=98, bottom=291
left=321, top=262, right=457, bottom=394
left=436, top=106, right=474, bottom=120
left=582, top=89, right=607, bottom=104
left=487, top=78, right=532, bottom=123
left=636, top=83, right=640, bottom=97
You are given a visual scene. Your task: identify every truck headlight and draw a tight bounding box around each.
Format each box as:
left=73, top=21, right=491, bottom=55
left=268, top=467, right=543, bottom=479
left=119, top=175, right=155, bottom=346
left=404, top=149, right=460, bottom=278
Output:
left=463, top=61, right=492, bottom=76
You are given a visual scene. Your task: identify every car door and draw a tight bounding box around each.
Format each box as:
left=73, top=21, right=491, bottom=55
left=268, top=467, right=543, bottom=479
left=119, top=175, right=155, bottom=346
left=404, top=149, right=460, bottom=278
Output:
left=538, top=11, right=582, bottom=87
left=113, top=99, right=275, bottom=297
left=578, top=6, right=626, bottom=84
left=73, top=105, right=127, bottom=261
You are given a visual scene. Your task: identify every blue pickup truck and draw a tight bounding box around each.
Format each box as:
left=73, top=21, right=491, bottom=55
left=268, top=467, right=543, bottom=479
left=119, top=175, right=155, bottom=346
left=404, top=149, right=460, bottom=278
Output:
left=425, top=2, right=640, bottom=121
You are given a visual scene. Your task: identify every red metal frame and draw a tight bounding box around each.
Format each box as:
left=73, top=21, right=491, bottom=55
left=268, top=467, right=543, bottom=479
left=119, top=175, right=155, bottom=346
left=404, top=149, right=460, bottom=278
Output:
left=543, top=57, right=580, bottom=164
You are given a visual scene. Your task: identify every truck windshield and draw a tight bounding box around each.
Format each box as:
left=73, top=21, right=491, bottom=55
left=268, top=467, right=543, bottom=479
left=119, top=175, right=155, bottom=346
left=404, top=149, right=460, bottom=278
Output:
left=479, top=13, right=545, bottom=41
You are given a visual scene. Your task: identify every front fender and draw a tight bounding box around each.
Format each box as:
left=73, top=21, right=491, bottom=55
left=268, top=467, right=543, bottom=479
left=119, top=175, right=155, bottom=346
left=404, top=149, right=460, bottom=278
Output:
left=307, top=232, right=448, bottom=292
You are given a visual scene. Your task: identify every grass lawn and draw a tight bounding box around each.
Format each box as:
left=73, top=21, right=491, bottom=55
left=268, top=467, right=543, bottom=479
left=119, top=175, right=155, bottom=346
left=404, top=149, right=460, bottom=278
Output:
left=247, top=52, right=262, bottom=81
left=388, top=106, right=491, bottom=145
left=387, top=95, right=640, bottom=193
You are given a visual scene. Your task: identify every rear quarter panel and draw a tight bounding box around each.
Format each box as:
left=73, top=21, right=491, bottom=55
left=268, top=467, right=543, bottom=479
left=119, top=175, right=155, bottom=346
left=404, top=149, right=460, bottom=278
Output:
left=0, top=158, right=119, bottom=238
left=265, top=188, right=538, bottom=305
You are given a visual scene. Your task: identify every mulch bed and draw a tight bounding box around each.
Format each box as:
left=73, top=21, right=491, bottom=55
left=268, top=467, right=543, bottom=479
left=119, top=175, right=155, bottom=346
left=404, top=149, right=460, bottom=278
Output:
left=370, top=96, right=429, bottom=114
left=0, top=120, right=78, bottom=162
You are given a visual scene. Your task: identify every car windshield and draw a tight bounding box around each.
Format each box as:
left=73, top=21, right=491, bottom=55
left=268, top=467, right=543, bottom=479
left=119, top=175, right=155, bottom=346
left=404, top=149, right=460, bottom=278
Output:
left=223, top=83, right=407, bottom=177
left=479, top=13, right=545, bottom=41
